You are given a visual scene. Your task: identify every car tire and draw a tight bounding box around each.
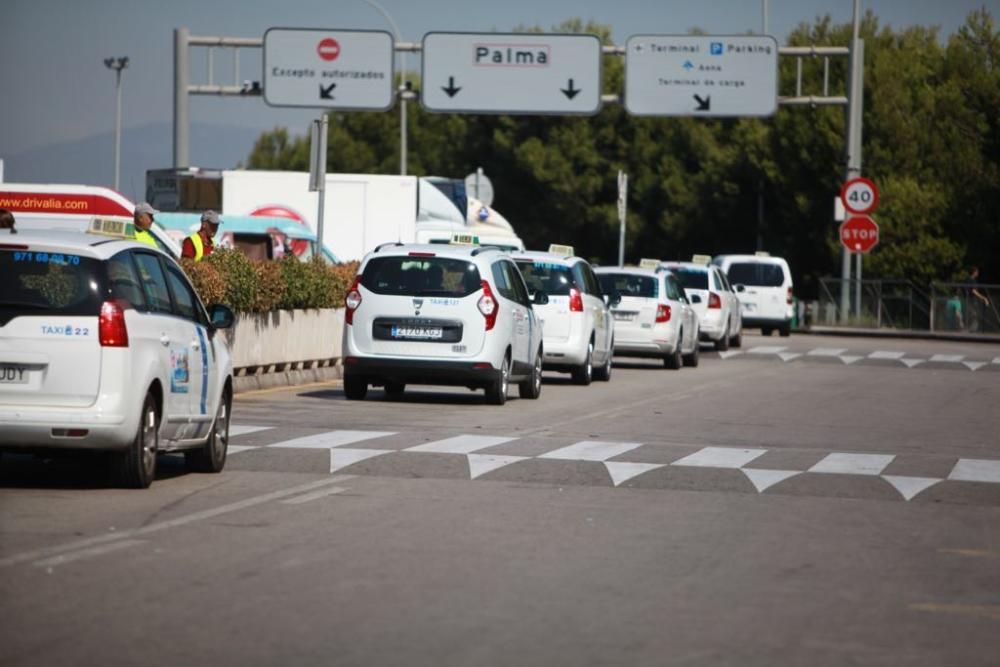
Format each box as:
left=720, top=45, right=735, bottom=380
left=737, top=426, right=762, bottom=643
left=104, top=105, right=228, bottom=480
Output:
left=572, top=341, right=594, bottom=385
left=730, top=329, right=743, bottom=348
left=683, top=339, right=700, bottom=367
left=715, top=324, right=730, bottom=351
left=593, top=339, right=613, bottom=382
left=486, top=354, right=510, bottom=405
left=384, top=381, right=405, bottom=400
left=779, top=323, right=791, bottom=337
left=344, top=375, right=368, bottom=401
left=762, top=327, right=774, bottom=336
left=664, top=336, right=683, bottom=370
left=518, top=349, right=543, bottom=399
left=186, top=387, right=231, bottom=473
left=113, top=391, right=158, bottom=489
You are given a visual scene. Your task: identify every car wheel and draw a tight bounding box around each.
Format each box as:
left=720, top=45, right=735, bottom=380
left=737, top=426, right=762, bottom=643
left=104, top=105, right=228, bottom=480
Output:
left=664, top=334, right=683, bottom=370
left=593, top=339, right=613, bottom=382
left=762, top=327, right=774, bottom=337
left=518, top=349, right=543, bottom=399
left=715, top=324, right=730, bottom=351
left=779, top=323, right=791, bottom=337
left=186, top=387, right=231, bottom=473
left=486, top=354, right=510, bottom=405
left=683, top=338, right=700, bottom=367
left=384, top=381, right=405, bottom=400
left=113, top=391, right=158, bottom=488
left=730, top=329, right=743, bottom=348
left=572, top=341, right=594, bottom=385
left=344, top=375, right=368, bottom=400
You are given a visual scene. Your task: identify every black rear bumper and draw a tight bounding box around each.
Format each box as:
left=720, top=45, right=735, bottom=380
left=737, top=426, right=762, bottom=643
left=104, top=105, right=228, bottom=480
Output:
left=343, top=357, right=498, bottom=388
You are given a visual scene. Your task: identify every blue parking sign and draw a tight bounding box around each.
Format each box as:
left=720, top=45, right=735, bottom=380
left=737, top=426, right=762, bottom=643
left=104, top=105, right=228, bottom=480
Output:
left=711, top=42, right=724, bottom=55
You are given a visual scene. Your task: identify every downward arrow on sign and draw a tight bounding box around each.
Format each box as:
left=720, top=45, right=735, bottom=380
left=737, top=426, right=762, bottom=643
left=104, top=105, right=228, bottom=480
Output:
left=694, top=94, right=710, bottom=111
left=561, top=78, right=580, bottom=100
left=319, top=83, right=336, bottom=100
left=442, top=76, right=461, bottom=97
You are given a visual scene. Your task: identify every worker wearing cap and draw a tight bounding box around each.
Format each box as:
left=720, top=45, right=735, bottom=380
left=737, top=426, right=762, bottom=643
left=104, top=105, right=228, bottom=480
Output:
left=182, top=210, right=222, bottom=261
left=133, top=202, right=159, bottom=248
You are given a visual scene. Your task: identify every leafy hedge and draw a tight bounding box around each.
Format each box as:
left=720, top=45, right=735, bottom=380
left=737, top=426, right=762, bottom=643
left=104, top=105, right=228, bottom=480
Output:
left=181, top=249, right=359, bottom=314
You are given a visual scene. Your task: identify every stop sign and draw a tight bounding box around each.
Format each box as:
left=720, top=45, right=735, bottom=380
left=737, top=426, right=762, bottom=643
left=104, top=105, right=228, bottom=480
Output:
left=840, top=215, right=879, bottom=254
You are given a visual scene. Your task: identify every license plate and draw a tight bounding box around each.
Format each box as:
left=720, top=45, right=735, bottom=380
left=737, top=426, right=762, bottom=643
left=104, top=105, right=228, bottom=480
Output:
left=0, top=365, right=29, bottom=384
left=391, top=326, right=443, bottom=340
left=613, top=312, right=636, bottom=322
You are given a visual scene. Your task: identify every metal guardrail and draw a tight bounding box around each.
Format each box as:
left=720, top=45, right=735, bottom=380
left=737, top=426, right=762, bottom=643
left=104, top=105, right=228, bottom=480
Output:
left=812, top=278, right=1000, bottom=335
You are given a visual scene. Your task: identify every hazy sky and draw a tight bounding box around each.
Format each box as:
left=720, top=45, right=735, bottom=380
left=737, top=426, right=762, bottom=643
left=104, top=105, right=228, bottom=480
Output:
left=1, top=0, right=992, bottom=182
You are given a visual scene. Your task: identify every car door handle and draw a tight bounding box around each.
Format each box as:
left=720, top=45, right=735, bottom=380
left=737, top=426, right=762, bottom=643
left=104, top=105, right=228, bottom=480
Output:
left=191, top=339, right=201, bottom=351
left=159, top=335, right=170, bottom=346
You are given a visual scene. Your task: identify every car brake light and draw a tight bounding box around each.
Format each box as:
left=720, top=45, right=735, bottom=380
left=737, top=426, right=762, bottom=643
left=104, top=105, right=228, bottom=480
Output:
left=408, top=252, right=436, bottom=257
left=656, top=304, right=671, bottom=323
left=345, top=277, right=362, bottom=325
left=787, top=286, right=794, bottom=305
left=99, top=300, right=129, bottom=347
left=569, top=287, right=584, bottom=312
left=478, top=280, right=499, bottom=331
left=708, top=292, right=722, bottom=309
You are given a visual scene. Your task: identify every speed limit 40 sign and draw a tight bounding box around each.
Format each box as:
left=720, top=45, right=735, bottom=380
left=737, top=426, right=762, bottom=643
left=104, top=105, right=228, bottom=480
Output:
left=840, top=177, right=879, bottom=215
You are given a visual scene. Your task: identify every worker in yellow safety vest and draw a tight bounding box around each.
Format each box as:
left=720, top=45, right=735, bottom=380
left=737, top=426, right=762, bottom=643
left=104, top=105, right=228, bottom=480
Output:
left=132, top=202, right=159, bottom=247
left=181, top=210, right=222, bottom=261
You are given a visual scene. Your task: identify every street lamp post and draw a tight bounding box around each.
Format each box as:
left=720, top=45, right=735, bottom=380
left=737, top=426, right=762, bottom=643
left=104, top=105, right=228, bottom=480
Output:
left=362, top=0, right=407, bottom=175
left=103, top=56, right=129, bottom=191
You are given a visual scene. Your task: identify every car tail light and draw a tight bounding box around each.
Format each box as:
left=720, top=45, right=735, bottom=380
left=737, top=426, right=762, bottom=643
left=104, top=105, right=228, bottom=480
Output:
left=787, top=287, right=794, bottom=305
left=345, top=277, right=362, bottom=325
left=708, top=292, right=722, bottom=309
left=656, top=304, right=671, bottom=323
left=478, top=280, right=499, bottom=331
left=99, top=300, right=129, bottom=347
left=408, top=252, right=436, bottom=257
left=569, top=287, right=584, bottom=312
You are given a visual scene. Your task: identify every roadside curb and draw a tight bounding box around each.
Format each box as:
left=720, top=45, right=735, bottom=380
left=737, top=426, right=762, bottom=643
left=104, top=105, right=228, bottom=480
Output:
left=233, top=362, right=343, bottom=394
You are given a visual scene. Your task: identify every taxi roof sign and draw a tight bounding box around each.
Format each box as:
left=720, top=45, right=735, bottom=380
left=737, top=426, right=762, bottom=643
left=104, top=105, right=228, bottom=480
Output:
left=638, top=258, right=661, bottom=270
left=691, top=254, right=712, bottom=265
left=754, top=251, right=771, bottom=257
left=450, top=233, right=480, bottom=246
left=548, top=244, right=575, bottom=257
left=87, top=217, right=135, bottom=239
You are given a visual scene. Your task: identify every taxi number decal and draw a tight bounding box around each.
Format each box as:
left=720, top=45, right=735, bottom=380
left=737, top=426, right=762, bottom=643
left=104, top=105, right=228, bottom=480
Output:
left=40, top=325, right=91, bottom=336
left=13, top=252, right=81, bottom=265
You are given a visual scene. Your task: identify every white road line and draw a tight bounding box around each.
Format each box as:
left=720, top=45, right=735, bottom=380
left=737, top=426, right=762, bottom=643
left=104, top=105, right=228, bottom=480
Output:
left=882, top=476, right=941, bottom=501
left=281, top=486, right=348, bottom=505
left=229, top=425, right=273, bottom=437
left=869, top=351, right=905, bottom=360
left=0, top=475, right=355, bottom=570
left=778, top=353, right=802, bottom=362
left=34, top=539, right=146, bottom=568
left=718, top=351, right=744, bottom=360
left=748, top=346, right=786, bottom=354
left=901, top=359, right=925, bottom=368
left=948, top=459, right=1000, bottom=484
left=671, top=447, right=767, bottom=469
left=808, top=348, right=848, bottom=356
left=742, top=469, right=799, bottom=493
left=809, top=453, right=895, bottom=476
left=929, top=354, right=965, bottom=363
left=963, top=361, right=987, bottom=371
left=406, top=435, right=515, bottom=454
left=604, top=462, right=664, bottom=486
left=227, top=445, right=260, bottom=455
left=538, top=440, right=644, bottom=462
left=270, top=430, right=397, bottom=449
left=467, top=454, right=527, bottom=479
left=330, top=448, right=391, bottom=473
left=840, top=355, right=864, bottom=365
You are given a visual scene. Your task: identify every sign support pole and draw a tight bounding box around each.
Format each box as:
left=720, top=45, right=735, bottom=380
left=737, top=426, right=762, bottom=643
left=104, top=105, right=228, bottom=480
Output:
left=617, top=170, right=628, bottom=267
left=856, top=251, right=863, bottom=320
left=309, top=115, right=329, bottom=247
left=841, top=0, right=864, bottom=322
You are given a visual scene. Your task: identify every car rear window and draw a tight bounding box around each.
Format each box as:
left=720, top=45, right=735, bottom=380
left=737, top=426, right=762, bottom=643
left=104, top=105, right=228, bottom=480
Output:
left=361, top=255, right=482, bottom=297
left=515, top=260, right=575, bottom=296
left=727, top=262, right=786, bottom=287
left=0, top=248, right=105, bottom=320
left=669, top=268, right=709, bottom=290
left=597, top=273, right=658, bottom=299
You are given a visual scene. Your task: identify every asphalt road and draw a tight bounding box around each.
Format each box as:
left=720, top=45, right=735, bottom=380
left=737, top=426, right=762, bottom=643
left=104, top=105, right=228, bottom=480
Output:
left=2, top=333, right=999, bottom=666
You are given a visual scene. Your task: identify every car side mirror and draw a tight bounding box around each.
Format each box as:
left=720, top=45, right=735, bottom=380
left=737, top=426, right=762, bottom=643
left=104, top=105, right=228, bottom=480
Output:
left=605, top=292, right=621, bottom=307
left=735, top=284, right=746, bottom=293
left=209, top=304, right=235, bottom=329
left=532, top=291, right=549, bottom=306
left=689, top=293, right=702, bottom=304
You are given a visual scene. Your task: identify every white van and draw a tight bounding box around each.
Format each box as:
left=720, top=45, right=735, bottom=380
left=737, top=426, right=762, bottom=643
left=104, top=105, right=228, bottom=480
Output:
left=713, top=254, right=794, bottom=336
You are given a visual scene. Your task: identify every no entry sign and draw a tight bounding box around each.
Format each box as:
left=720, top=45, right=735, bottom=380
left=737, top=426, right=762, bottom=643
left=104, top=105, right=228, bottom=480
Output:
left=840, top=215, right=879, bottom=254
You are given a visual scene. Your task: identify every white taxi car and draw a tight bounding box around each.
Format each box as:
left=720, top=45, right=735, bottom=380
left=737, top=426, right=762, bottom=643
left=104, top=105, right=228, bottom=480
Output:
left=595, top=265, right=700, bottom=369
left=659, top=257, right=743, bottom=351
left=342, top=240, right=544, bottom=405
left=0, top=220, right=236, bottom=488
left=511, top=246, right=615, bottom=384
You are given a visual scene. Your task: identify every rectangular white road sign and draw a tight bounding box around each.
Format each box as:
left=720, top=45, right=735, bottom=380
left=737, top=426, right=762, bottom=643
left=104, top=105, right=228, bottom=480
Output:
left=421, top=32, right=602, bottom=115
left=625, top=35, right=778, bottom=117
left=263, top=28, right=394, bottom=110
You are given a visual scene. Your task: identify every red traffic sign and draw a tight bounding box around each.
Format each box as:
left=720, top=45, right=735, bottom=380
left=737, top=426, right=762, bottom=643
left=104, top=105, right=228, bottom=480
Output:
left=840, top=176, right=879, bottom=215
left=840, top=215, right=879, bottom=254
left=316, top=37, right=341, bottom=62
